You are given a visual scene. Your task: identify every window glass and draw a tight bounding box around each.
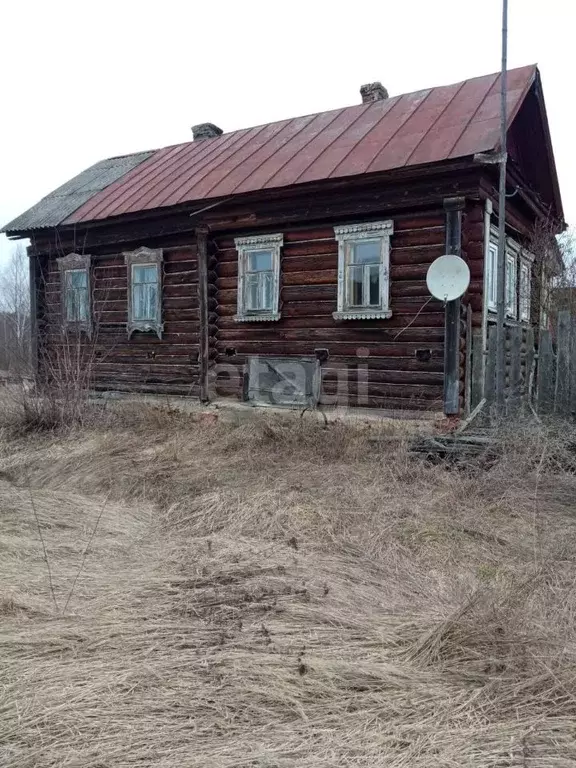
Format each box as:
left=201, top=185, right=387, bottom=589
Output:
left=132, top=264, right=158, bottom=321
left=244, top=250, right=274, bottom=311
left=248, top=250, right=273, bottom=272
left=346, top=241, right=381, bottom=308
left=65, top=269, right=88, bottom=322
left=351, top=240, right=380, bottom=264
left=133, top=265, right=158, bottom=284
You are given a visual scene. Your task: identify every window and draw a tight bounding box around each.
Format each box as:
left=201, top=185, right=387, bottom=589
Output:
left=486, top=242, right=498, bottom=310
left=506, top=252, right=517, bottom=318
left=124, top=246, right=163, bottom=338
left=65, top=270, right=89, bottom=322
left=333, top=220, right=393, bottom=320
left=519, top=260, right=531, bottom=322
left=57, top=253, right=91, bottom=334
left=235, top=234, right=282, bottom=322
left=487, top=232, right=522, bottom=319
left=132, top=264, right=159, bottom=321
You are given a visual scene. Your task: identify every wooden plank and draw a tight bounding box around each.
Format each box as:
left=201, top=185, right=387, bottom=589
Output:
left=443, top=197, right=464, bottom=415
left=464, top=303, right=472, bottom=415
left=537, top=328, right=554, bottom=415
left=484, top=324, right=497, bottom=408
left=28, top=252, right=40, bottom=377
left=508, top=324, right=522, bottom=413
left=470, top=330, right=484, bottom=409
left=555, top=310, right=571, bottom=415
left=524, top=326, right=535, bottom=406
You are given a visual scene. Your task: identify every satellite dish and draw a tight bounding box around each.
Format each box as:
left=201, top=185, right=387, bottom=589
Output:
left=426, top=254, right=470, bottom=302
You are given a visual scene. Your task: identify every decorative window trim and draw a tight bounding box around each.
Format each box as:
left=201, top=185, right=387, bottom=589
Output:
left=487, top=229, right=527, bottom=319
left=234, top=233, right=282, bottom=322
left=123, top=246, right=164, bottom=338
left=486, top=241, right=498, bottom=311
left=333, top=220, right=393, bottom=320
left=56, top=252, right=92, bottom=335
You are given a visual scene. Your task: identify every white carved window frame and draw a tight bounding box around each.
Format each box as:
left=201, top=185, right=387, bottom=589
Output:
left=234, top=233, right=283, bottom=322
left=488, top=229, right=528, bottom=320
left=519, top=249, right=534, bottom=323
left=333, top=220, right=394, bottom=320
left=56, top=252, right=92, bottom=336
left=505, top=236, right=521, bottom=319
left=123, top=246, right=164, bottom=339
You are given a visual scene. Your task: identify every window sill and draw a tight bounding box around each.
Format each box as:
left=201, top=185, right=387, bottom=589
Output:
left=234, top=313, right=281, bottom=323
left=127, top=322, right=164, bottom=339
left=333, top=309, right=392, bottom=321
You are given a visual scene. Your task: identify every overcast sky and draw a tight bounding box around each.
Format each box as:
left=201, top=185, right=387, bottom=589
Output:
left=1, top=0, right=574, bottom=264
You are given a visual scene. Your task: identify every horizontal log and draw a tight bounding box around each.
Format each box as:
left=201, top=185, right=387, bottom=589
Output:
left=164, top=261, right=197, bottom=275
left=392, top=227, right=444, bottom=249
left=215, top=341, right=444, bottom=357
left=321, top=368, right=443, bottom=385
left=215, top=354, right=444, bottom=372
left=321, top=380, right=442, bottom=398
left=92, top=381, right=201, bottom=396
left=216, top=326, right=444, bottom=342
left=96, top=361, right=196, bottom=373
left=391, top=246, right=444, bottom=265
left=164, top=284, right=198, bottom=298
left=318, top=394, right=441, bottom=411
left=465, top=241, right=484, bottom=260
left=464, top=221, right=485, bottom=241
left=164, top=271, right=198, bottom=286
left=165, top=249, right=197, bottom=262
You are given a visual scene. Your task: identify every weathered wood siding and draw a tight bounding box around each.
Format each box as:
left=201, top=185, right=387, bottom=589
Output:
left=211, top=212, right=447, bottom=411
left=40, top=244, right=201, bottom=395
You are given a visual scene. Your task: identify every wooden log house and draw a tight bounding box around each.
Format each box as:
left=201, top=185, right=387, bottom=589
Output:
left=2, top=65, right=564, bottom=414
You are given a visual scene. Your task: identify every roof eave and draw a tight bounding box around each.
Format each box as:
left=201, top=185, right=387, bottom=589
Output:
left=532, top=69, right=565, bottom=225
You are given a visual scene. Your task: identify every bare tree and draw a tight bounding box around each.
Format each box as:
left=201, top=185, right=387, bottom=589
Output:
left=0, top=242, right=31, bottom=373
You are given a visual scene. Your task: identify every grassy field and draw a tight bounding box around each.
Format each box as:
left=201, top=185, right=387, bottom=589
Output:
left=1, top=404, right=576, bottom=767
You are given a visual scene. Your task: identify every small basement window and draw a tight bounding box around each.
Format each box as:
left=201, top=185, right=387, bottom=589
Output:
left=333, top=220, right=393, bottom=320
left=234, top=234, right=283, bottom=322
left=246, top=356, right=320, bottom=407
left=124, top=246, right=164, bottom=338
left=57, top=253, right=91, bottom=334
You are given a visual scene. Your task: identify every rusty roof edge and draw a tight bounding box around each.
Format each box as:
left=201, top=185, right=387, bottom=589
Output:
left=17, top=157, right=482, bottom=234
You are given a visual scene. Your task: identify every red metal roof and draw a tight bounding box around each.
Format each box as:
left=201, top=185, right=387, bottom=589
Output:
left=64, top=65, right=536, bottom=224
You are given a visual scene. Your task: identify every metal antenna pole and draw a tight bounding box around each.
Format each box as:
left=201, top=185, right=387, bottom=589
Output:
left=495, top=0, right=509, bottom=410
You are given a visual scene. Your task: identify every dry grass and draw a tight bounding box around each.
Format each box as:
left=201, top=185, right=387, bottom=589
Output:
left=1, top=405, right=576, bottom=767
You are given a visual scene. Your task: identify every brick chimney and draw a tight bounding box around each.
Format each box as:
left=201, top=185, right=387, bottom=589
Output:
left=192, top=123, right=223, bottom=140
left=360, top=82, right=388, bottom=104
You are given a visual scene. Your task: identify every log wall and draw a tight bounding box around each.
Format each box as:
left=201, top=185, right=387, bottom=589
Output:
left=211, top=211, right=448, bottom=411
left=39, top=244, right=201, bottom=395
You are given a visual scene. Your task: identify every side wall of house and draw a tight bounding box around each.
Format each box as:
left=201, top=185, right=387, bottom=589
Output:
left=211, top=210, right=448, bottom=411
left=38, top=242, right=201, bottom=395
